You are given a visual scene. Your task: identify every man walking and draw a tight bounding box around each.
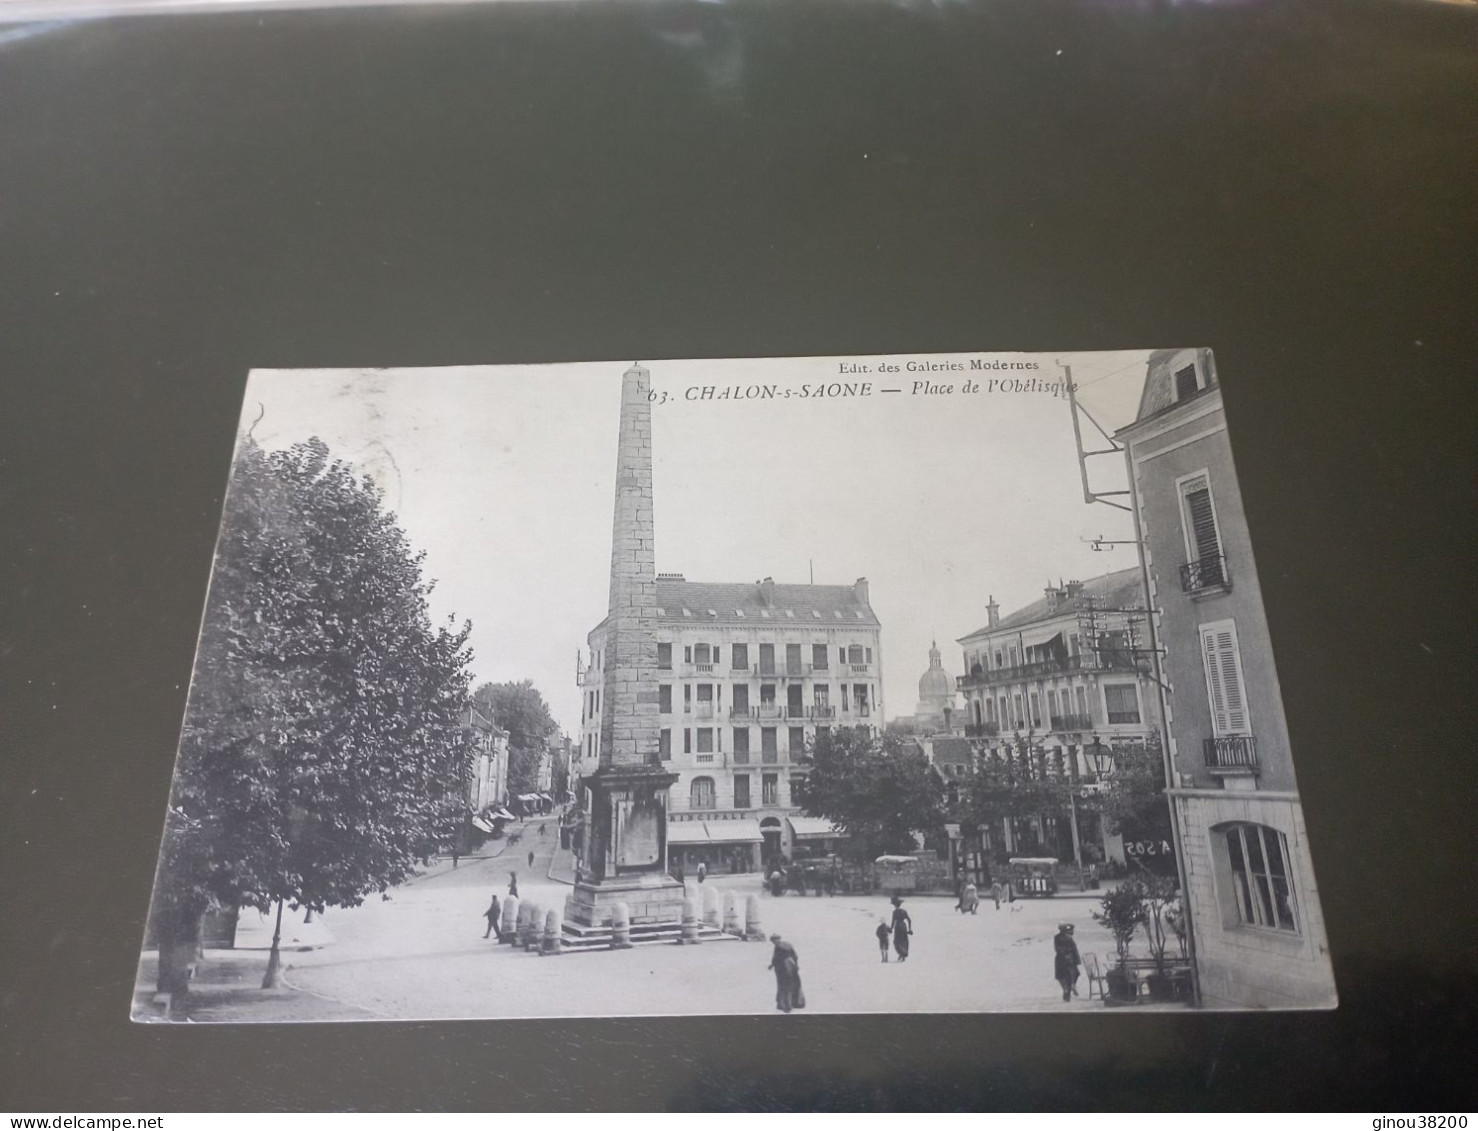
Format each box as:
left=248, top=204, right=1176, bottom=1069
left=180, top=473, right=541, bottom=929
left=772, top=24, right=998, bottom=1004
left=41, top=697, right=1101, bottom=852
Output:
left=483, top=893, right=502, bottom=940
left=768, top=934, right=803, bottom=1013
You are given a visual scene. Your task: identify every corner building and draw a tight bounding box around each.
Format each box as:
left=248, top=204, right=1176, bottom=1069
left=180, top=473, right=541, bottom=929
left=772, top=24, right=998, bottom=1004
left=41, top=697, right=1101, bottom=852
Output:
left=1117, top=347, right=1335, bottom=1008
left=579, top=574, right=882, bottom=871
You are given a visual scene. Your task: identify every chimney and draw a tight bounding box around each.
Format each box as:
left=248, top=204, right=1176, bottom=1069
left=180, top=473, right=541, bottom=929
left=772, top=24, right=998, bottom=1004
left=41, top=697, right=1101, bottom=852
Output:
left=986, top=595, right=999, bottom=629
left=758, top=577, right=775, bottom=607
left=854, top=577, right=870, bottom=607
left=1065, top=579, right=1084, bottom=599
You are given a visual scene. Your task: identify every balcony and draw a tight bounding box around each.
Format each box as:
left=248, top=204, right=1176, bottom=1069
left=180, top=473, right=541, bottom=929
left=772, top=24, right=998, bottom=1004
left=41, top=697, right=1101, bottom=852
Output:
left=735, top=704, right=833, bottom=721
left=1180, top=553, right=1231, bottom=595
left=686, top=662, right=716, bottom=675
left=848, top=663, right=871, bottom=674
left=1049, top=714, right=1095, bottom=732
left=755, top=662, right=811, bottom=678
left=956, top=653, right=1137, bottom=691
left=1204, top=734, right=1258, bottom=773
left=964, top=722, right=1000, bottom=738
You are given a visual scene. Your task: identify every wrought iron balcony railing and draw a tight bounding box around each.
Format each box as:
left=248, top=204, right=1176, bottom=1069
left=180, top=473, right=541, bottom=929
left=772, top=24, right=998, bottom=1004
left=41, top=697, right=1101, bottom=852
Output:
left=1204, top=734, right=1258, bottom=771
left=1180, top=552, right=1231, bottom=594
left=956, top=653, right=1138, bottom=690
left=1049, top=713, right=1095, bottom=732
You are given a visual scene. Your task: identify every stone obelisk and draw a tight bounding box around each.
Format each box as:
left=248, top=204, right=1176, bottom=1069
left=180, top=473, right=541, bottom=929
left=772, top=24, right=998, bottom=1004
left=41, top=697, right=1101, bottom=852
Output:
left=564, top=363, right=684, bottom=930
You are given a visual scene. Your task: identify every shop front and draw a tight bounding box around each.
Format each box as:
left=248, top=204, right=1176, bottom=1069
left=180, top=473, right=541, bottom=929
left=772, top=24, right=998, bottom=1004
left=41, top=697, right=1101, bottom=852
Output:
left=666, top=817, right=763, bottom=875
left=786, top=815, right=847, bottom=860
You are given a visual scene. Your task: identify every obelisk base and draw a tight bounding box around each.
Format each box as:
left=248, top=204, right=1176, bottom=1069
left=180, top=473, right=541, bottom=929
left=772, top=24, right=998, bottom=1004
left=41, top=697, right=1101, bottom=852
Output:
left=565, top=763, right=684, bottom=929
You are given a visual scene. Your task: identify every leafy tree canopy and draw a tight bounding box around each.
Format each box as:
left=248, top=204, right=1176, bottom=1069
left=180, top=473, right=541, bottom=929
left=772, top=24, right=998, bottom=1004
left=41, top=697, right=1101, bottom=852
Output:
left=153, top=437, right=475, bottom=929
left=794, top=727, right=943, bottom=861
left=473, top=680, right=559, bottom=795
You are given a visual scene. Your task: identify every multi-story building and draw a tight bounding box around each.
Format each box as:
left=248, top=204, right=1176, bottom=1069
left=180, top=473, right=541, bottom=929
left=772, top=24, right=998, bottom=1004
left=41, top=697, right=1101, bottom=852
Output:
left=459, top=702, right=509, bottom=813
left=1117, top=347, right=1334, bottom=1008
left=577, top=574, right=882, bottom=871
left=954, top=567, right=1158, bottom=864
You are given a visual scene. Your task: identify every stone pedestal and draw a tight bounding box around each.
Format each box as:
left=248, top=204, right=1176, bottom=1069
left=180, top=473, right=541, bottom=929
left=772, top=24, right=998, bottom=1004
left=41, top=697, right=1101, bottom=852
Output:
left=564, top=762, right=685, bottom=929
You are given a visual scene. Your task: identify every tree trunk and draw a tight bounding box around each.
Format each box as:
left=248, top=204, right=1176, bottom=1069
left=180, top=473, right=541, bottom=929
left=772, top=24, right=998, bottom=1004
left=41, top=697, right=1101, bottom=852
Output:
left=262, top=899, right=285, bottom=988
left=154, top=905, right=204, bottom=999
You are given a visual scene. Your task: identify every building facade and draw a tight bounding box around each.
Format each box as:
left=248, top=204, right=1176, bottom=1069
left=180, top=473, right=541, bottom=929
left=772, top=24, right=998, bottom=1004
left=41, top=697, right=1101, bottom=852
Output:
left=578, top=574, right=881, bottom=871
left=459, top=702, right=509, bottom=813
left=1117, top=347, right=1334, bottom=1008
left=954, top=568, right=1159, bottom=865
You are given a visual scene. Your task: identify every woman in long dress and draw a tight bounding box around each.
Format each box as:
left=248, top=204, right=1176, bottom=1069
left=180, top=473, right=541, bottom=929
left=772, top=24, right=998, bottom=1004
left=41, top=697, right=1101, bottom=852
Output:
left=889, top=896, right=913, bottom=962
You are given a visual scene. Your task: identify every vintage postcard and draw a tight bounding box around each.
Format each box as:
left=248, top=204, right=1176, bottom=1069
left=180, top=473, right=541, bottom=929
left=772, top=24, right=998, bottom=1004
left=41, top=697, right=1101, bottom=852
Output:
left=135, top=351, right=1336, bottom=1022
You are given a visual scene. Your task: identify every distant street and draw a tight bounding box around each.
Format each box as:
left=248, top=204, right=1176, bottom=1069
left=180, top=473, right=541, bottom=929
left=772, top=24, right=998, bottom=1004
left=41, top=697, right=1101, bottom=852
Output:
left=277, top=819, right=1124, bottom=1019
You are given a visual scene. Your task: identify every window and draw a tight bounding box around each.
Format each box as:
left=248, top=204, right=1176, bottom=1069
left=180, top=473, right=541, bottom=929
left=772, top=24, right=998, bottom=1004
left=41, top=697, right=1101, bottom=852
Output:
left=866, top=647, right=873, bottom=663
left=998, top=696, right=1009, bottom=727
left=758, top=643, right=775, bottom=673
left=1179, top=473, right=1227, bottom=588
left=1223, top=823, right=1298, bottom=932
left=732, top=684, right=749, bottom=714
left=683, top=684, right=691, bottom=712
left=1013, top=694, right=1024, bottom=728
left=1200, top=620, right=1250, bottom=735
left=690, top=776, right=716, bottom=810
left=848, top=644, right=864, bottom=665
left=733, top=774, right=750, bottom=809
left=1047, top=689, right=1059, bottom=720
left=855, top=685, right=869, bottom=716
left=786, top=643, right=803, bottom=672
left=684, top=645, right=692, bottom=663
left=788, top=726, right=805, bottom=756
left=760, top=683, right=776, bottom=705
left=733, top=727, right=750, bottom=762
left=659, top=685, right=672, bottom=714
left=1008, top=646, right=1019, bottom=667
left=697, top=684, right=713, bottom=703
left=839, top=646, right=847, bottom=666
left=694, top=643, right=712, bottom=665
left=762, top=773, right=779, bottom=806
left=994, top=650, right=1003, bottom=669
left=683, top=728, right=691, bottom=755
left=659, top=729, right=671, bottom=761
left=812, top=643, right=829, bottom=669
left=814, top=684, right=830, bottom=709
left=657, top=643, right=672, bottom=670
left=761, top=728, right=778, bottom=763
left=1076, top=686, right=1090, bottom=721
left=1104, top=684, right=1140, bottom=725
left=696, top=728, right=714, bottom=753
left=732, top=643, right=748, bottom=670
left=1174, top=363, right=1199, bottom=401
left=1029, top=692, right=1042, bottom=727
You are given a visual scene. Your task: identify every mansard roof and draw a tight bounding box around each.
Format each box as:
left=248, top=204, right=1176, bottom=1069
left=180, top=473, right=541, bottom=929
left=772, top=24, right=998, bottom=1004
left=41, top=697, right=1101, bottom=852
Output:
left=653, top=579, right=879, bottom=627
left=958, top=566, right=1143, bottom=641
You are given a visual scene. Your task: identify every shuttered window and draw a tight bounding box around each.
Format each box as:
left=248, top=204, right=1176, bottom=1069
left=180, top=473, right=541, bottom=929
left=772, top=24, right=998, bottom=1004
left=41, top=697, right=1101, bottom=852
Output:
left=1174, top=364, right=1200, bottom=401
left=1180, top=474, right=1225, bottom=585
left=1200, top=621, right=1250, bottom=735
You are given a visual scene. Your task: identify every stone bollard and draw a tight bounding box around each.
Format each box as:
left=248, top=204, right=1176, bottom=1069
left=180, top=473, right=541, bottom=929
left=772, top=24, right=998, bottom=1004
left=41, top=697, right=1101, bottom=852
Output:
left=679, top=896, right=702, bottom=944
left=500, top=896, right=520, bottom=944
left=540, top=909, right=562, bottom=956
left=702, top=885, right=720, bottom=930
left=745, top=894, right=765, bottom=941
left=522, top=902, right=542, bottom=951
left=722, top=890, right=742, bottom=937
left=609, top=901, right=633, bottom=950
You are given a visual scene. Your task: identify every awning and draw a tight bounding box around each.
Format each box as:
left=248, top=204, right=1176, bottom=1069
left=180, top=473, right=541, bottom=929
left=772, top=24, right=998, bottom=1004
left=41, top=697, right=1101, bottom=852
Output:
left=666, top=822, right=710, bottom=845
left=517, top=793, right=541, bottom=802
left=701, top=819, right=763, bottom=845
left=492, top=808, right=516, bottom=821
left=1019, top=627, right=1065, bottom=652
left=787, top=816, right=845, bottom=839
left=471, top=817, right=495, bottom=834
left=537, top=793, right=553, bottom=803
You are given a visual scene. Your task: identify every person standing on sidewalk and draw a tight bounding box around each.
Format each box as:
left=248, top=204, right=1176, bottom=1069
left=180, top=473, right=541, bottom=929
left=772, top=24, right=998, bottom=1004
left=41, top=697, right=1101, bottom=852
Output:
left=1053, top=923, right=1082, bottom=1002
left=768, top=934, right=803, bottom=1012
left=508, top=871, right=519, bottom=899
left=875, top=920, right=891, bottom=963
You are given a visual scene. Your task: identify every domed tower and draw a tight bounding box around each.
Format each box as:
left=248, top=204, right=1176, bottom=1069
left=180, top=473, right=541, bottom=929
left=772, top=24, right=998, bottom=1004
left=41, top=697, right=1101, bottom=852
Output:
left=913, top=640, right=957, bottom=734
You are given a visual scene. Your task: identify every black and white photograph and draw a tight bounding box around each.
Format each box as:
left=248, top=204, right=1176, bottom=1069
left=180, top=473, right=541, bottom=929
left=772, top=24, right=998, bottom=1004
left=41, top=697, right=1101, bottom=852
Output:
left=134, top=349, right=1338, bottom=1022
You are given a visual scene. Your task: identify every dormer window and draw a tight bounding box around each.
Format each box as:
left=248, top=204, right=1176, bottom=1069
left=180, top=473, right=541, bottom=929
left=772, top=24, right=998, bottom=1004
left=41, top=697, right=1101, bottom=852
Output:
left=1171, top=350, right=1211, bottom=403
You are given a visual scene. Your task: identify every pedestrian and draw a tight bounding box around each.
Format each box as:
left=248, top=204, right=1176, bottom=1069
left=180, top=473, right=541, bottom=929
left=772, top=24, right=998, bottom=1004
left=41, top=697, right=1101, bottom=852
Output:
left=696, top=861, right=706, bottom=884
left=991, top=879, right=1003, bottom=910
left=1053, top=922, right=1082, bottom=1002
left=528, top=850, right=535, bottom=868
left=890, top=895, right=913, bottom=962
left=768, top=867, right=785, bottom=898
left=483, top=893, right=502, bottom=940
left=960, top=882, right=979, bottom=915
left=875, top=920, right=891, bottom=963
left=767, top=934, right=804, bottom=1013
left=451, top=846, right=460, bottom=869
left=508, top=871, right=519, bottom=899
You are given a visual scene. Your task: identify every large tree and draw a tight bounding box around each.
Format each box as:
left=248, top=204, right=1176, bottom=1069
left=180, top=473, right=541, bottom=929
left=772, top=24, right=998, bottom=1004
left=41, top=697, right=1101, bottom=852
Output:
left=150, top=437, right=475, bottom=990
left=472, top=680, right=559, bottom=797
left=793, top=727, right=943, bottom=862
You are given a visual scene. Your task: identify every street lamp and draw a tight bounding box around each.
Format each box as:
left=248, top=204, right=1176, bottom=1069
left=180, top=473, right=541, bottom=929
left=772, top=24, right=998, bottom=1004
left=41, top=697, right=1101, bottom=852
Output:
left=1087, top=736, right=1113, bottom=780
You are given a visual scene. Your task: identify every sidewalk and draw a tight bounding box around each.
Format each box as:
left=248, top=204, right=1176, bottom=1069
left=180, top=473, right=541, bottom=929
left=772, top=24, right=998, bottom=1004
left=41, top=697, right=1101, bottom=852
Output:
left=132, top=948, right=379, bottom=1023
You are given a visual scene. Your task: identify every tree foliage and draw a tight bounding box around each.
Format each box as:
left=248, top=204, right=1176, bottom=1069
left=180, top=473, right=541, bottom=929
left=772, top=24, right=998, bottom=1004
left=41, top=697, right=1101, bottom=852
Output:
left=794, top=727, right=943, bottom=861
left=1097, top=729, right=1171, bottom=838
left=472, top=680, right=559, bottom=796
left=151, top=437, right=476, bottom=937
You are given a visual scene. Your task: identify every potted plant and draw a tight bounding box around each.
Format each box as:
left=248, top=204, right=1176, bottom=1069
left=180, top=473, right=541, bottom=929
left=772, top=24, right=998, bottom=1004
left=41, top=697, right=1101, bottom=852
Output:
left=1139, top=873, right=1180, bottom=1001
left=1092, top=880, right=1147, bottom=1003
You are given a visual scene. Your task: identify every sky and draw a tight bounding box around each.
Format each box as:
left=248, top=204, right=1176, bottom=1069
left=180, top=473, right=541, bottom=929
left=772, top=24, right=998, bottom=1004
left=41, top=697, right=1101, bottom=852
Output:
left=241, top=349, right=1156, bottom=734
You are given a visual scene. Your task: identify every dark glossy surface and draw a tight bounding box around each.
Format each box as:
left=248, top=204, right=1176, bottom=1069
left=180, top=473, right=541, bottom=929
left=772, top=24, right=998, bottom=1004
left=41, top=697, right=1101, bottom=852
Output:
left=2, top=0, right=1474, bottom=1110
